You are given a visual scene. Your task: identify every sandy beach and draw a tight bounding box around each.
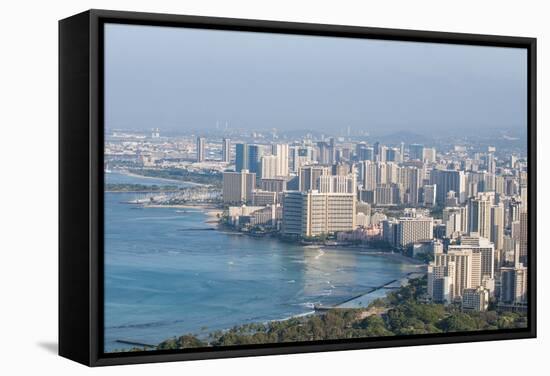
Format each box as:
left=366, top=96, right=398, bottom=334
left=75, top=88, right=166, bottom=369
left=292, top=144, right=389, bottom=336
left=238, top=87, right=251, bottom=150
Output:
left=144, top=203, right=223, bottom=224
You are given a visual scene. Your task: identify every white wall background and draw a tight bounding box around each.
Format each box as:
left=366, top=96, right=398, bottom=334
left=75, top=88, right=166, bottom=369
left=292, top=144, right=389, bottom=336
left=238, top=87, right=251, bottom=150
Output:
left=0, top=0, right=547, bottom=374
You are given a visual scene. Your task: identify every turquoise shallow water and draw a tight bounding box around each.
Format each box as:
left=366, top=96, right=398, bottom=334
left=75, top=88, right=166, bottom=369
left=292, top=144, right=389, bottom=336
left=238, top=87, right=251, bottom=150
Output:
left=104, top=173, right=419, bottom=352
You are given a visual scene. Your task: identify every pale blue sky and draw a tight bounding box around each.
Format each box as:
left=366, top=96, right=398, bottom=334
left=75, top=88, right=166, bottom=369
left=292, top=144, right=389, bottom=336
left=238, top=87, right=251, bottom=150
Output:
left=104, top=23, right=527, bottom=134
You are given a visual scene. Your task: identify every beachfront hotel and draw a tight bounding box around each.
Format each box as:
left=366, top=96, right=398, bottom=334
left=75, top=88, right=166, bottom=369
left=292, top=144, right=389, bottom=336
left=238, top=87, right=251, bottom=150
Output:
left=282, top=190, right=356, bottom=237
left=222, top=170, right=256, bottom=204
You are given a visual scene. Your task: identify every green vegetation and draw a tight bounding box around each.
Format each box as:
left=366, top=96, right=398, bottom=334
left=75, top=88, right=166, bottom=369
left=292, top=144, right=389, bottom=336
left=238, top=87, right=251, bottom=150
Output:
left=156, top=277, right=527, bottom=350
left=302, top=233, right=331, bottom=242
left=129, top=168, right=223, bottom=188
left=105, top=183, right=179, bottom=192
left=414, top=252, right=435, bottom=263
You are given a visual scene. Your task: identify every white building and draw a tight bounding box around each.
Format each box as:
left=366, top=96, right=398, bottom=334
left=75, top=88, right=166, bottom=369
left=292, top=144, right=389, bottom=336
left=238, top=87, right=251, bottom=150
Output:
left=282, top=190, right=356, bottom=237
left=434, top=249, right=481, bottom=299
left=395, top=216, right=433, bottom=249
left=222, top=170, right=256, bottom=204
left=318, top=174, right=356, bottom=194
left=428, top=261, right=455, bottom=304
left=468, top=193, right=493, bottom=240
left=261, top=155, right=278, bottom=179
left=271, top=143, right=289, bottom=177
left=222, top=138, right=231, bottom=162
left=452, top=234, right=495, bottom=282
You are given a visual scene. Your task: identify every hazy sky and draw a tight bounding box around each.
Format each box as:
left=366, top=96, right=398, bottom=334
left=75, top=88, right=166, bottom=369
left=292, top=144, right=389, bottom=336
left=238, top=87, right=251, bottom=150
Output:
left=104, top=23, right=527, bottom=134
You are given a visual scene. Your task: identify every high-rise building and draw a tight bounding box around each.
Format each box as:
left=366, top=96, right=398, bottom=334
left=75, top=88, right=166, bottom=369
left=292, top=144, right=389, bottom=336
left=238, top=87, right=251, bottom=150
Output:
left=423, top=184, right=437, bottom=207
left=486, top=152, right=496, bottom=174
left=298, top=165, right=330, bottom=191
left=409, top=144, right=424, bottom=161
left=289, top=146, right=299, bottom=173
left=500, top=263, right=528, bottom=305
left=378, top=145, right=388, bottom=162
left=468, top=171, right=494, bottom=193
left=360, top=160, right=377, bottom=191
left=332, top=162, right=350, bottom=176
left=468, top=193, right=492, bottom=239
left=247, top=144, right=264, bottom=175
left=428, top=262, right=455, bottom=303
left=290, top=145, right=315, bottom=172
left=445, top=207, right=469, bottom=239
left=222, top=170, right=256, bottom=204
left=318, top=174, right=356, bottom=194
left=328, top=138, right=337, bottom=164
left=423, top=147, right=436, bottom=163
left=432, top=169, right=466, bottom=205
left=316, top=141, right=331, bottom=164
left=491, top=203, right=505, bottom=252
left=282, top=190, right=356, bottom=237
left=261, top=155, right=278, bottom=179
left=235, top=143, right=248, bottom=172
left=395, top=216, right=433, bottom=249
left=382, top=219, right=398, bottom=246
left=272, top=143, right=289, bottom=177
left=519, top=210, right=528, bottom=265
left=402, top=166, right=420, bottom=205
left=357, top=146, right=374, bottom=161
left=374, top=184, right=401, bottom=206
left=386, top=147, right=402, bottom=163
left=196, top=137, right=206, bottom=162
left=222, top=138, right=231, bottom=162
left=452, top=234, right=495, bottom=282
left=434, top=249, right=481, bottom=299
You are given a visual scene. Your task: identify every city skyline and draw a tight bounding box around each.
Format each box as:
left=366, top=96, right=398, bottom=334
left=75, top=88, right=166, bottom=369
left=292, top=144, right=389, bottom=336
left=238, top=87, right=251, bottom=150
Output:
left=102, top=23, right=529, bottom=354
left=104, top=129, right=529, bottom=353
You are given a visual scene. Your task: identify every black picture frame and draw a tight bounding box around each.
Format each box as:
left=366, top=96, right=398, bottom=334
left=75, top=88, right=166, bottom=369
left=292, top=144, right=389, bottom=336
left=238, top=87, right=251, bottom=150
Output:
left=59, top=9, right=537, bottom=367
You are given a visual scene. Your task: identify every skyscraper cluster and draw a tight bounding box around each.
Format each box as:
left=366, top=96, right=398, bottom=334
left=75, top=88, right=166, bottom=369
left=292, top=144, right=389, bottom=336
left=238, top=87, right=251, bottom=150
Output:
left=216, top=136, right=528, bottom=312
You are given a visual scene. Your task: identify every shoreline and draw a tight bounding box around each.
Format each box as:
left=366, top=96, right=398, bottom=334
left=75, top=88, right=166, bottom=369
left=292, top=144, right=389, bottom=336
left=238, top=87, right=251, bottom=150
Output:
left=111, top=170, right=208, bottom=187
left=144, top=203, right=223, bottom=225
left=142, top=204, right=425, bottom=268
left=111, top=201, right=427, bottom=350
left=328, top=270, right=426, bottom=310
left=105, top=190, right=180, bottom=193
left=150, top=272, right=425, bottom=350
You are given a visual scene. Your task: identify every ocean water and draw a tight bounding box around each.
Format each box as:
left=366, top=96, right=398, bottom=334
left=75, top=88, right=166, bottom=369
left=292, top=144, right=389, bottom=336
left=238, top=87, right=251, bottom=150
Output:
left=104, top=173, right=419, bottom=352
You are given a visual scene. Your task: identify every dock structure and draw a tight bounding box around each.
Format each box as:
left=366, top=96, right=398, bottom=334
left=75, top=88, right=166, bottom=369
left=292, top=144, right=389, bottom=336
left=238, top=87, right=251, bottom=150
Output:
left=178, top=227, right=216, bottom=231
left=115, top=339, right=157, bottom=348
